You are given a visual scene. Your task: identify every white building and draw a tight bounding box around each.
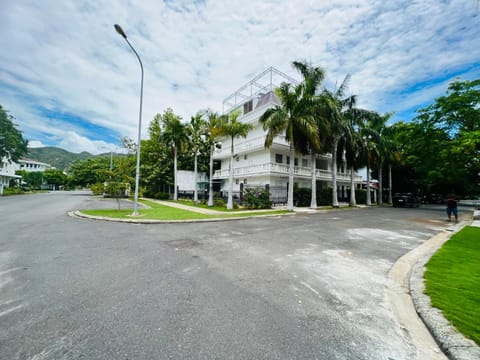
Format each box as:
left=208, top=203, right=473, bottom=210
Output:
left=0, top=158, right=22, bottom=195
left=212, top=67, right=362, bottom=204
left=15, top=158, right=51, bottom=172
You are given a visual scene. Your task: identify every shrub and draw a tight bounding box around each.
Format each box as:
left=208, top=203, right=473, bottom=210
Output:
left=294, top=187, right=311, bottom=207
left=104, top=182, right=129, bottom=198
left=317, top=187, right=332, bottom=206
left=355, top=189, right=367, bottom=204
left=244, top=187, right=272, bottom=209
left=214, top=198, right=226, bottom=208
left=2, top=187, right=24, bottom=196
left=154, top=192, right=170, bottom=200
left=90, top=183, right=104, bottom=195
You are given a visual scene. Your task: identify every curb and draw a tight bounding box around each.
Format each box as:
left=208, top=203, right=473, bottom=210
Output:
left=69, top=210, right=292, bottom=223
left=410, top=223, right=480, bottom=360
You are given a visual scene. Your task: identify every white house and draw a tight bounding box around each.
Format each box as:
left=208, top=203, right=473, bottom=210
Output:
left=212, top=67, right=362, bottom=204
left=15, top=158, right=51, bottom=172
left=0, top=158, right=22, bottom=195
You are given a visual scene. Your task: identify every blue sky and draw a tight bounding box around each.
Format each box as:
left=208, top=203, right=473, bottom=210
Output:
left=1, top=0, right=479, bottom=154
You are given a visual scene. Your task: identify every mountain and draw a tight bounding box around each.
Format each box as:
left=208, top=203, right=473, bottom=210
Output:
left=26, top=147, right=94, bottom=171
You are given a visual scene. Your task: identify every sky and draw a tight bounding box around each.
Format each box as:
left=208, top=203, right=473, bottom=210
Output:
left=1, top=0, right=479, bottom=155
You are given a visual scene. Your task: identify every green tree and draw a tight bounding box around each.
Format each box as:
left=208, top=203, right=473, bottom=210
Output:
left=43, top=168, right=67, bottom=190
left=292, top=60, right=327, bottom=209
left=320, top=76, right=356, bottom=207
left=204, top=109, right=224, bottom=206
left=221, top=110, right=253, bottom=210
left=160, top=108, right=188, bottom=201
left=260, top=79, right=318, bottom=211
left=187, top=112, right=206, bottom=205
left=0, top=105, right=28, bottom=162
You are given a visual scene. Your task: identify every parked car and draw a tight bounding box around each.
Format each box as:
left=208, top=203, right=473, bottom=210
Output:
left=393, top=193, right=420, bottom=208
left=426, top=193, right=445, bottom=204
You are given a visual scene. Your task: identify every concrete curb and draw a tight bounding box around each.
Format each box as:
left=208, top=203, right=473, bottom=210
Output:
left=410, top=223, right=480, bottom=360
left=69, top=210, right=293, bottom=223
left=473, top=210, right=480, bottom=220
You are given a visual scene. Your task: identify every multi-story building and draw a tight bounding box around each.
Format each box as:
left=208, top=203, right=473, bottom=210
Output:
left=212, top=67, right=362, bottom=204
left=0, top=158, right=22, bottom=195
left=15, top=158, right=51, bottom=172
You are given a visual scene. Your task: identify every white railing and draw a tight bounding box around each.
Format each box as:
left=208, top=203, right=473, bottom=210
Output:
left=213, top=162, right=362, bottom=182
left=214, top=135, right=290, bottom=157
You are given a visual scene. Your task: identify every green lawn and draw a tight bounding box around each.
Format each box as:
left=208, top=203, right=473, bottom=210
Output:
left=175, top=199, right=252, bottom=212
left=81, top=199, right=289, bottom=220
left=424, top=226, right=480, bottom=345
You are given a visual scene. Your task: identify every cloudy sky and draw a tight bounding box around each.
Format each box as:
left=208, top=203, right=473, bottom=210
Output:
left=1, top=0, right=479, bottom=154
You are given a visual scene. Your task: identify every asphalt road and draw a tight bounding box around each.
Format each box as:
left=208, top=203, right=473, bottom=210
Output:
left=0, top=191, right=470, bottom=359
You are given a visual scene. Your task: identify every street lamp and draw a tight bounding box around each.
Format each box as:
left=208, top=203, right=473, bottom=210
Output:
left=114, top=24, right=144, bottom=216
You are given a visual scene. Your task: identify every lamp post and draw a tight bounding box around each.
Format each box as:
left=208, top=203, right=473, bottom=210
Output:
left=114, top=24, right=144, bottom=216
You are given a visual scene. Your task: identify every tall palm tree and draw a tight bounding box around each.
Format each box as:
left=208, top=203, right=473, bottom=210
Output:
left=204, top=109, right=224, bottom=207
left=160, top=108, right=188, bottom=201
left=292, top=60, right=327, bottom=209
left=260, top=81, right=319, bottom=211
left=221, top=110, right=252, bottom=210
left=188, top=112, right=206, bottom=205
left=321, top=75, right=356, bottom=207
left=370, top=113, right=393, bottom=205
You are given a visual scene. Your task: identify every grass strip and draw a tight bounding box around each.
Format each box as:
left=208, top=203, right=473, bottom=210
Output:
left=81, top=199, right=289, bottom=220
left=424, top=226, right=480, bottom=345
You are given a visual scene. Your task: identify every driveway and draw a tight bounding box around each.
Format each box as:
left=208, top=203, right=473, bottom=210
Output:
left=0, top=191, right=469, bottom=359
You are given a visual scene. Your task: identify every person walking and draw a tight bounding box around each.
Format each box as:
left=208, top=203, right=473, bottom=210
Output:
left=446, top=194, right=459, bottom=223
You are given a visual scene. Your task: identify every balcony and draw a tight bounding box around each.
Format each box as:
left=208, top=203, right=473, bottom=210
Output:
left=214, top=135, right=290, bottom=159
left=213, top=162, right=362, bottom=182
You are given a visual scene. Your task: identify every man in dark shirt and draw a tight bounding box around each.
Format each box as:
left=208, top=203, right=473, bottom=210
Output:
left=446, top=194, right=459, bottom=223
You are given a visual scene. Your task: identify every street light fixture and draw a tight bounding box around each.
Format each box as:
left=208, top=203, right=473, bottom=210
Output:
left=114, top=24, right=144, bottom=216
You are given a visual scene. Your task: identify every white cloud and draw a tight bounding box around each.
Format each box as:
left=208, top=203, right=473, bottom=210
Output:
left=1, top=0, right=479, bottom=153
left=28, top=140, right=46, bottom=148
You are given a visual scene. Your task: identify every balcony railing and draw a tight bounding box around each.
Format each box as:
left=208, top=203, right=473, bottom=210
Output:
left=213, top=162, right=362, bottom=182
left=214, top=135, right=290, bottom=158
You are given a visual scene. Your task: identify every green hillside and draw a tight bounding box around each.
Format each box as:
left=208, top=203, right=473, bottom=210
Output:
left=26, top=147, right=94, bottom=171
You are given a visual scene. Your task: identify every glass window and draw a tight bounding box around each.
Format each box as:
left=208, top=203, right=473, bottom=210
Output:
left=302, top=159, right=308, bottom=167
left=294, top=158, right=298, bottom=166
left=275, top=154, right=283, bottom=163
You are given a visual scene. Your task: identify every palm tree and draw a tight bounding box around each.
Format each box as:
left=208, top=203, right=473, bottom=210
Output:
left=221, top=110, right=252, bottom=210
left=321, top=75, right=356, bottom=207
left=160, top=108, right=188, bottom=201
left=260, top=81, right=319, bottom=211
left=204, top=109, right=224, bottom=207
left=187, top=112, right=206, bottom=205
left=292, top=60, right=327, bottom=209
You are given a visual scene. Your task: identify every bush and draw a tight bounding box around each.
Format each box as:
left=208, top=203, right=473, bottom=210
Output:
left=244, top=187, right=272, bottom=209
left=355, top=189, right=367, bottom=204
left=90, top=183, right=104, bottom=195
left=2, top=187, right=24, bottom=196
left=317, top=187, right=332, bottom=206
left=214, top=198, right=226, bottom=208
left=154, top=192, right=170, bottom=200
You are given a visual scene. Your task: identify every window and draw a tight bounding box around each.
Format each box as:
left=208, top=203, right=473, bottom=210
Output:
left=294, top=158, right=298, bottom=166
left=275, top=154, right=283, bottom=163
left=235, top=179, right=239, bottom=184
left=244, top=179, right=247, bottom=185
left=243, top=100, right=253, bottom=114
left=244, top=155, right=248, bottom=160
left=302, top=159, right=308, bottom=167
left=286, top=156, right=290, bottom=165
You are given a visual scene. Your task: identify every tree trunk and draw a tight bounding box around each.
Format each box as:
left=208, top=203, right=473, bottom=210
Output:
left=366, top=161, right=371, bottom=205
left=287, top=142, right=295, bottom=211
left=193, top=149, right=198, bottom=205
left=310, top=151, right=317, bottom=209
left=227, top=138, right=234, bottom=210
left=350, top=167, right=356, bottom=206
left=208, top=144, right=214, bottom=207
left=331, top=138, right=339, bottom=207
left=173, top=145, right=178, bottom=201
left=378, top=163, right=383, bottom=205
left=388, top=163, right=393, bottom=204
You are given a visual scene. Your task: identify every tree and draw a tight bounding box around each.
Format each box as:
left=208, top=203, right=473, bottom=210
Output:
left=0, top=105, right=28, bottom=162
left=187, top=112, right=206, bottom=205
left=221, top=110, right=252, bottom=210
left=320, top=76, right=355, bottom=207
left=204, top=109, right=224, bottom=207
left=260, top=79, right=318, bottom=211
left=43, top=169, right=67, bottom=190
left=160, top=108, right=188, bottom=201
left=291, top=60, right=327, bottom=209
